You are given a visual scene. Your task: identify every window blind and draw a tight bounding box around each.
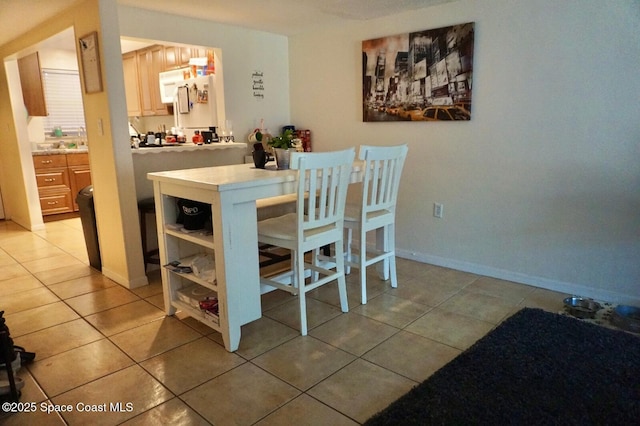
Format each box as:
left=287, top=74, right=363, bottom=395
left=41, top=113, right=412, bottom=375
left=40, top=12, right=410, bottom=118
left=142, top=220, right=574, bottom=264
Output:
left=42, top=69, right=86, bottom=134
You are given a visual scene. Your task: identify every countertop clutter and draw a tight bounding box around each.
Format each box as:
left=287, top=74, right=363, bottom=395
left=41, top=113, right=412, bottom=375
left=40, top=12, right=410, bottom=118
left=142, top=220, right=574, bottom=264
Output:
left=131, top=142, right=246, bottom=154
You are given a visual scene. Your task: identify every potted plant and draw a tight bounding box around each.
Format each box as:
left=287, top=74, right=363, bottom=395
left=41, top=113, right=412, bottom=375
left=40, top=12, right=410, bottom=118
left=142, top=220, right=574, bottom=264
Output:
left=267, top=129, right=295, bottom=169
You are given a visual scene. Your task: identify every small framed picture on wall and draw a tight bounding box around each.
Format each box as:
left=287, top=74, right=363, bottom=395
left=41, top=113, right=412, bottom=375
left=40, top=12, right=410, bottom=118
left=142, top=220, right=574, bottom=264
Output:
left=79, top=31, right=103, bottom=94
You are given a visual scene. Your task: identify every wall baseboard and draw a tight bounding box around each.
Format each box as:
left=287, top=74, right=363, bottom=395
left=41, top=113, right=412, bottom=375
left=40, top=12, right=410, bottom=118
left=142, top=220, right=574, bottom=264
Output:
left=395, top=248, right=640, bottom=306
left=102, top=266, right=149, bottom=289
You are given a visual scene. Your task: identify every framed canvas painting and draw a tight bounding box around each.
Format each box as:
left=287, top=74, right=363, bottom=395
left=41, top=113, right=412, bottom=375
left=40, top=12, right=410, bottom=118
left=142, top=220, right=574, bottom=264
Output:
left=363, top=22, right=474, bottom=122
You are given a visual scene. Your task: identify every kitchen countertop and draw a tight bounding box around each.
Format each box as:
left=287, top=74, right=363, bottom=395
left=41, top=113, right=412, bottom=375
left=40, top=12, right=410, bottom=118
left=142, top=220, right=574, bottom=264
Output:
left=32, top=148, right=89, bottom=156
left=131, top=142, right=246, bottom=154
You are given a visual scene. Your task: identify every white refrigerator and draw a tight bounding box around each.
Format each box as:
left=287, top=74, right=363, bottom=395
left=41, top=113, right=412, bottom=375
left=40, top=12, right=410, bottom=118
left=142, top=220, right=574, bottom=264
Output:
left=174, top=74, right=225, bottom=138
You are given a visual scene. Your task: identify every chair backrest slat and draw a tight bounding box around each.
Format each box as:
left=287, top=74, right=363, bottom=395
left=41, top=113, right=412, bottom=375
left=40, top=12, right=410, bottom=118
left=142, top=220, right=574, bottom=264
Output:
left=360, top=144, right=408, bottom=219
left=291, top=149, right=356, bottom=238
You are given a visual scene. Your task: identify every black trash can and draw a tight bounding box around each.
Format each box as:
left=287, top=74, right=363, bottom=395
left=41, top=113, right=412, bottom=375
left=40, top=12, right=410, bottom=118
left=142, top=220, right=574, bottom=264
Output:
left=76, top=186, right=101, bottom=270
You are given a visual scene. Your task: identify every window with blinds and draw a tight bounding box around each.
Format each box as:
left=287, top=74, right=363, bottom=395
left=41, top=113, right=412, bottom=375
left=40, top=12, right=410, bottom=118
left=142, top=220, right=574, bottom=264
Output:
left=42, top=69, right=86, bottom=134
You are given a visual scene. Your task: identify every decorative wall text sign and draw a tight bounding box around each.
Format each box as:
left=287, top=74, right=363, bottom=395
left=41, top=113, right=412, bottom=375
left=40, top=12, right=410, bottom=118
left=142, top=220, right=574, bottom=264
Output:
left=252, top=70, right=265, bottom=100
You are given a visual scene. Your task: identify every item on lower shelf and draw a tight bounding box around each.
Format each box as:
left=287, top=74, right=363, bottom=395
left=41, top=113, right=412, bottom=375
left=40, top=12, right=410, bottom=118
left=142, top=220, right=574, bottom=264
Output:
left=176, top=284, right=217, bottom=309
left=190, top=254, right=215, bottom=282
left=200, top=297, right=219, bottom=323
left=199, top=297, right=219, bottom=315
left=164, top=260, right=192, bottom=274
left=203, top=307, right=219, bottom=323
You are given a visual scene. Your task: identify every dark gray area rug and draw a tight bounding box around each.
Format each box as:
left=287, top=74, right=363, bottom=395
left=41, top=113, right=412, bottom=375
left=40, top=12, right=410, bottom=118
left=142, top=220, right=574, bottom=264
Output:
left=365, top=307, right=640, bottom=425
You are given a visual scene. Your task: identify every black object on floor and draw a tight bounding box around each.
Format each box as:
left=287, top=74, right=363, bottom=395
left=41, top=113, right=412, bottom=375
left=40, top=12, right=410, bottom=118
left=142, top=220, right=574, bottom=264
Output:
left=0, top=311, right=19, bottom=401
left=365, top=307, right=640, bottom=425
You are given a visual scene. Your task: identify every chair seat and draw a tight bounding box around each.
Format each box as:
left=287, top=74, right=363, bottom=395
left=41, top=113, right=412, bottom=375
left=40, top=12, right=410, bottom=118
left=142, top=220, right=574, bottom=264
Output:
left=258, top=213, right=337, bottom=242
left=256, top=195, right=297, bottom=267
left=344, top=203, right=393, bottom=224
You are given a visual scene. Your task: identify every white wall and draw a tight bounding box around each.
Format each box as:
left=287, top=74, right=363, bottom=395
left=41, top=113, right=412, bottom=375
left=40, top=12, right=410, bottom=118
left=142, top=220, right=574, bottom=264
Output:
left=39, top=49, right=78, bottom=70
left=117, top=6, right=291, bottom=146
left=289, top=0, right=640, bottom=304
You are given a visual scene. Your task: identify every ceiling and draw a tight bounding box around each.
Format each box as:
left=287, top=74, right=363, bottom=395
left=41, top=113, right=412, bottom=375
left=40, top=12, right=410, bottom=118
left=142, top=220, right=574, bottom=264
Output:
left=1, top=0, right=455, bottom=51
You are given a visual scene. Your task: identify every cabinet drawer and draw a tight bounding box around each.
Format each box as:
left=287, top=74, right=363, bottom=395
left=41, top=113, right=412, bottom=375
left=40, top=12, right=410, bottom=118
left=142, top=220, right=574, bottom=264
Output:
left=67, top=153, right=89, bottom=166
left=36, top=169, right=69, bottom=189
left=39, top=191, right=73, bottom=215
left=33, top=154, right=67, bottom=169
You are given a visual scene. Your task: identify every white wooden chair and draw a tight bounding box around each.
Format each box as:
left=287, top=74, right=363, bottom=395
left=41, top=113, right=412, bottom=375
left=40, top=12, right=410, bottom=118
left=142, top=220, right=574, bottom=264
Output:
left=344, top=144, right=408, bottom=304
left=257, top=148, right=355, bottom=335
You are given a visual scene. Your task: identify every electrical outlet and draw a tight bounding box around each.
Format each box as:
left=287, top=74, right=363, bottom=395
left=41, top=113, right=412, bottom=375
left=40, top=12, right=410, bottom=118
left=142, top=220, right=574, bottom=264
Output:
left=433, top=203, right=444, bottom=218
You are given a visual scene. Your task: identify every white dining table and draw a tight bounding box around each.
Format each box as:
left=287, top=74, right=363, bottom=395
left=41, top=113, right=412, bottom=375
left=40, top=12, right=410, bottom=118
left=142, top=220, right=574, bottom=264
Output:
left=148, top=161, right=367, bottom=352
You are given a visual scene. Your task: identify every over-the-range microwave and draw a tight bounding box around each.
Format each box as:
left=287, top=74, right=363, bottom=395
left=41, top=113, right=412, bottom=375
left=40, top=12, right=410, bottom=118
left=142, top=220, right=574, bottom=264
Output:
left=158, top=68, right=190, bottom=104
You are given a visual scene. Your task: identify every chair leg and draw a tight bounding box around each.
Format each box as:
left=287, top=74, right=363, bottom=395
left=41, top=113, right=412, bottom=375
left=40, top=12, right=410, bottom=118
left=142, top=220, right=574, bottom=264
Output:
left=359, top=229, right=367, bottom=305
left=376, top=226, right=390, bottom=281
left=312, top=248, right=320, bottom=282
left=295, top=250, right=308, bottom=335
left=345, top=228, right=353, bottom=275
left=388, top=223, right=398, bottom=288
left=334, top=240, right=349, bottom=313
left=290, top=255, right=299, bottom=290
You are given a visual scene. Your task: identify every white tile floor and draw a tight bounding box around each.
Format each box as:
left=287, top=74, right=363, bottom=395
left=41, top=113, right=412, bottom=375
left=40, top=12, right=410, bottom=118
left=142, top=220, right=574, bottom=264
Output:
left=0, top=217, right=570, bottom=425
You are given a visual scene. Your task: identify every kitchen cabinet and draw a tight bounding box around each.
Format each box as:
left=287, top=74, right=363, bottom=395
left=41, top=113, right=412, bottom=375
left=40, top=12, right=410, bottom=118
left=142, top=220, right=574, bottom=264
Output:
left=122, top=52, right=142, bottom=116
left=67, top=153, right=92, bottom=211
left=123, top=45, right=169, bottom=117
left=33, top=154, right=73, bottom=215
left=137, top=45, right=169, bottom=116
left=164, top=46, right=206, bottom=69
left=33, top=152, right=92, bottom=215
left=18, top=52, right=47, bottom=117
left=163, top=46, right=180, bottom=69
left=124, top=44, right=210, bottom=117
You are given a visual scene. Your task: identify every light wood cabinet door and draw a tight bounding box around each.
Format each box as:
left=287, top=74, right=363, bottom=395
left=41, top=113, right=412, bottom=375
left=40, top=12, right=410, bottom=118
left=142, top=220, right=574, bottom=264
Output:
left=165, top=46, right=204, bottom=69
left=18, top=52, right=47, bottom=117
left=191, top=48, right=206, bottom=59
left=123, top=52, right=142, bottom=116
left=69, top=167, right=92, bottom=211
left=179, top=47, right=192, bottom=67
left=149, top=46, right=168, bottom=115
left=67, top=153, right=91, bottom=211
left=164, top=46, right=179, bottom=69
left=136, top=49, right=154, bottom=116
left=66, top=152, right=89, bottom=166
left=136, top=46, right=169, bottom=116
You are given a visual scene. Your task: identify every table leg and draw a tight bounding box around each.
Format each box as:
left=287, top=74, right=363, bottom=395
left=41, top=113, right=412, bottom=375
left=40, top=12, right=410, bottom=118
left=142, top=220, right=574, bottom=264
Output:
left=212, top=194, right=262, bottom=351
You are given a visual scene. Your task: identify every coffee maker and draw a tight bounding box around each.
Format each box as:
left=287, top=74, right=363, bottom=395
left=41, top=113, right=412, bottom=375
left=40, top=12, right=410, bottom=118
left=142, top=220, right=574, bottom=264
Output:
left=201, top=127, right=219, bottom=144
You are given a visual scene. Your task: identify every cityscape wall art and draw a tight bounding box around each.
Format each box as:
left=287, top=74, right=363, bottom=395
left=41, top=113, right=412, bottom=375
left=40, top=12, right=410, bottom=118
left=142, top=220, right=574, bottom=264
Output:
left=362, top=22, right=474, bottom=122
